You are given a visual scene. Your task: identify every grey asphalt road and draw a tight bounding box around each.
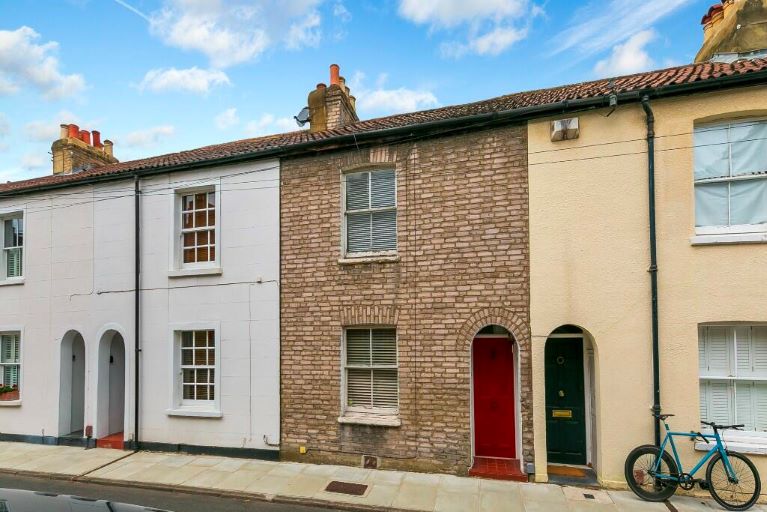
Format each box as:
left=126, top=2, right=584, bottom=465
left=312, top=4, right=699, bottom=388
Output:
left=0, top=473, right=345, bottom=512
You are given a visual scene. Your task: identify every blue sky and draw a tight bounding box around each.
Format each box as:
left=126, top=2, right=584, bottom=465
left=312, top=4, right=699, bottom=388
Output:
left=0, top=0, right=712, bottom=182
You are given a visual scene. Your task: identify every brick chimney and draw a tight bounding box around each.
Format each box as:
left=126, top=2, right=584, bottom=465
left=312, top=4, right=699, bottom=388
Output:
left=51, top=123, right=118, bottom=174
left=307, top=64, right=359, bottom=133
left=696, top=0, right=767, bottom=62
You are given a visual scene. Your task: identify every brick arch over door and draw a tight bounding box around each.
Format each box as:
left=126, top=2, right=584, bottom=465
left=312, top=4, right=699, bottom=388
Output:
left=459, top=307, right=534, bottom=464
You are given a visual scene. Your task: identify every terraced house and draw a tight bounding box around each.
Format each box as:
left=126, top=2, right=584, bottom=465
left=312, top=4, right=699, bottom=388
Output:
left=2, top=0, right=767, bottom=488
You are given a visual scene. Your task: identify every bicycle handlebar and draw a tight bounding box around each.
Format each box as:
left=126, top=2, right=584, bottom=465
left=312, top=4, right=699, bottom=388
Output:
left=701, top=421, right=744, bottom=430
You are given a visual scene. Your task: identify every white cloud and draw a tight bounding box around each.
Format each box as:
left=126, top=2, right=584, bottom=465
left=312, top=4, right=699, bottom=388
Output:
left=0, top=26, right=86, bottom=100
left=21, top=152, right=46, bottom=170
left=553, top=0, right=692, bottom=58
left=149, top=0, right=324, bottom=68
left=139, top=67, right=230, bottom=94
left=351, top=72, right=439, bottom=116
left=215, top=107, right=239, bottom=130
left=24, top=110, right=80, bottom=142
left=398, top=0, right=536, bottom=57
left=121, top=125, right=175, bottom=148
left=333, top=1, right=351, bottom=23
left=594, top=30, right=656, bottom=77
left=244, top=114, right=297, bottom=136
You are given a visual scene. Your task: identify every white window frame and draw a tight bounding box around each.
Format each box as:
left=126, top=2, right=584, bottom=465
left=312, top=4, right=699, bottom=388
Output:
left=340, top=168, right=397, bottom=259
left=340, top=327, right=400, bottom=422
left=0, top=327, right=23, bottom=406
left=167, top=322, right=222, bottom=418
left=697, top=324, right=767, bottom=452
left=169, top=180, right=222, bottom=277
left=0, top=209, right=24, bottom=284
left=693, top=118, right=767, bottom=241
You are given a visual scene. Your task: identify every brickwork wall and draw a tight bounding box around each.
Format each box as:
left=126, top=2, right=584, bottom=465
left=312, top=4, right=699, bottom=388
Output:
left=280, top=125, right=530, bottom=475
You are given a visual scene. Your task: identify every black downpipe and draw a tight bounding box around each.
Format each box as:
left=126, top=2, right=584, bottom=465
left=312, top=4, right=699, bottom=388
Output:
left=134, top=175, right=141, bottom=450
left=641, top=96, right=662, bottom=447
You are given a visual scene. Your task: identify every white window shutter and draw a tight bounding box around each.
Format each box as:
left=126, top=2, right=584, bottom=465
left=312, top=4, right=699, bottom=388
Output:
left=707, top=381, right=733, bottom=426
left=371, top=211, right=396, bottom=251
left=371, top=329, right=396, bottom=365
left=736, top=381, right=755, bottom=431
left=347, top=213, right=371, bottom=253
left=700, top=381, right=709, bottom=424
left=372, top=369, right=398, bottom=410
left=370, top=170, right=395, bottom=208
left=736, top=326, right=752, bottom=378
left=751, top=327, right=767, bottom=378
left=754, top=382, right=767, bottom=432
left=346, top=329, right=371, bottom=366
left=346, top=172, right=370, bottom=210
left=5, top=248, right=21, bottom=278
left=705, top=327, right=731, bottom=376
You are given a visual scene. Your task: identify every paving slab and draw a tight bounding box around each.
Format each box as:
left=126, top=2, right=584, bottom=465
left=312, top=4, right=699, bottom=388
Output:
left=0, top=442, right=127, bottom=477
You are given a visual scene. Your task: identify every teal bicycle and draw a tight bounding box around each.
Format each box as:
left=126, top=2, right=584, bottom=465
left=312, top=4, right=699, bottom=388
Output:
left=625, top=414, right=761, bottom=510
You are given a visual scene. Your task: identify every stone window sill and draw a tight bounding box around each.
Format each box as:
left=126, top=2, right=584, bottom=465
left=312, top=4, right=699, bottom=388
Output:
left=0, top=400, right=21, bottom=407
left=690, top=232, right=767, bottom=246
left=338, top=413, right=401, bottom=427
left=695, top=438, right=767, bottom=455
left=338, top=255, right=400, bottom=265
left=0, top=278, right=24, bottom=287
left=166, top=407, right=222, bottom=418
left=168, top=267, right=223, bottom=278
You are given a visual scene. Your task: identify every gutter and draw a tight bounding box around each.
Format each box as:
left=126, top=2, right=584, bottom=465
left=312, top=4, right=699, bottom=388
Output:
left=2, top=68, right=767, bottom=199
left=641, top=97, right=662, bottom=447
left=133, top=175, right=141, bottom=451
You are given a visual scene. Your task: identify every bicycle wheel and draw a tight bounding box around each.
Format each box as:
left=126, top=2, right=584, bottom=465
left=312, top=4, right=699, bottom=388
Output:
left=624, top=444, right=679, bottom=502
left=706, top=451, right=761, bottom=511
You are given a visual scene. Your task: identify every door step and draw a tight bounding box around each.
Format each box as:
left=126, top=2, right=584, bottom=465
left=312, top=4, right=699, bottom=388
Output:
left=96, top=432, right=124, bottom=450
left=469, top=457, right=527, bottom=482
left=547, top=464, right=598, bottom=487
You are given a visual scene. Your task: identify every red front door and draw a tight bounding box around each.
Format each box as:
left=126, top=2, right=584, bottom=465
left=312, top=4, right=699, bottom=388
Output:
left=473, top=336, right=516, bottom=458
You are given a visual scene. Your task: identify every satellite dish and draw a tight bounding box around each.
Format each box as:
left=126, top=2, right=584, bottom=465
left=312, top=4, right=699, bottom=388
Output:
left=294, top=107, right=310, bottom=127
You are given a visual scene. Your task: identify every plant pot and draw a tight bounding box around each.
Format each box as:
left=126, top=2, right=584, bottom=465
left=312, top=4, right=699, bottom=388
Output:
left=0, top=389, right=19, bottom=401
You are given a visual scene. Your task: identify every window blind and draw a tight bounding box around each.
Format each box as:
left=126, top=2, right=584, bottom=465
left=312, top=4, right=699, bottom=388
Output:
left=345, top=328, right=398, bottom=412
left=0, top=333, right=20, bottom=388
left=345, top=170, right=396, bottom=254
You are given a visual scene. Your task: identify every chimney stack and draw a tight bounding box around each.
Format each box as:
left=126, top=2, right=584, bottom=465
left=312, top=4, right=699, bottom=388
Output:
left=696, top=0, right=767, bottom=62
left=51, top=123, right=119, bottom=174
left=307, top=64, right=359, bottom=133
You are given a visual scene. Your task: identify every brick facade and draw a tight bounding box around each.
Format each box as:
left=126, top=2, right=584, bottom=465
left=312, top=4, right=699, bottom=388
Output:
left=280, top=125, right=531, bottom=475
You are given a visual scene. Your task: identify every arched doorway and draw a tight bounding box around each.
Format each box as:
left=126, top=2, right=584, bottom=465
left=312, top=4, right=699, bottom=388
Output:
left=59, top=331, right=86, bottom=438
left=470, top=325, right=523, bottom=478
left=545, top=325, right=596, bottom=468
left=96, top=330, right=125, bottom=442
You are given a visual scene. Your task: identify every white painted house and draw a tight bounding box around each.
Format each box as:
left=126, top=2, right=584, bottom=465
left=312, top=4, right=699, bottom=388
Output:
left=0, top=126, right=280, bottom=456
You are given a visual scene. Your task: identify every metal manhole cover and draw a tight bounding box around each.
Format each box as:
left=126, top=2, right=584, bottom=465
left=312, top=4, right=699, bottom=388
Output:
left=325, top=481, right=368, bottom=496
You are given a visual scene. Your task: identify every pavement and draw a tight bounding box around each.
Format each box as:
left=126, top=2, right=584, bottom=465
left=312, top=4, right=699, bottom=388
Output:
left=0, top=441, right=760, bottom=512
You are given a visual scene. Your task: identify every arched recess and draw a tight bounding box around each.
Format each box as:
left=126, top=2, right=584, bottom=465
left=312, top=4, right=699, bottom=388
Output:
left=59, top=330, right=86, bottom=437
left=461, top=308, right=533, bottom=474
left=96, top=329, right=126, bottom=439
left=544, top=324, right=599, bottom=471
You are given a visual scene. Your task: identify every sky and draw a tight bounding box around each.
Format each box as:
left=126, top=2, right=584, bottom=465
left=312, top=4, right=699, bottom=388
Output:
left=0, top=0, right=713, bottom=182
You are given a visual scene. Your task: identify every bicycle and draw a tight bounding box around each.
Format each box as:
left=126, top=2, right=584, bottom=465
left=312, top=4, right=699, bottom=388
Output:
left=625, top=414, right=761, bottom=511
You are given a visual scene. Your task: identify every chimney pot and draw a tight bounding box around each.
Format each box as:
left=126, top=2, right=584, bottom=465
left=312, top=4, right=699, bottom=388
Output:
left=79, top=130, right=91, bottom=145
left=317, top=82, right=327, bottom=89
left=104, top=139, right=114, bottom=157
left=92, top=130, right=102, bottom=148
left=59, top=124, right=69, bottom=139
left=330, top=64, right=340, bottom=86
left=68, top=124, right=80, bottom=139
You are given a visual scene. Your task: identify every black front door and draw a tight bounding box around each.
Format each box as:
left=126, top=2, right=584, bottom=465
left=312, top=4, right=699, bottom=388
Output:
left=545, top=338, right=587, bottom=465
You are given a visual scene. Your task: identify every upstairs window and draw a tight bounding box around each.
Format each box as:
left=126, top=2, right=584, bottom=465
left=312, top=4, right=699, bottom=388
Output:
left=181, top=191, right=216, bottom=265
left=699, top=326, right=767, bottom=433
left=1, top=214, right=22, bottom=280
left=343, top=169, right=397, bottom=256
left=694, top=120, right=767, bottom=233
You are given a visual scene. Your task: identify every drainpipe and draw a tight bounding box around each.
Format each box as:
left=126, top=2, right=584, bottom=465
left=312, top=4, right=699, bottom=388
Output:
left=641, top=96, right=661, bottom=447
left=134, top=175, right=141, bottom=450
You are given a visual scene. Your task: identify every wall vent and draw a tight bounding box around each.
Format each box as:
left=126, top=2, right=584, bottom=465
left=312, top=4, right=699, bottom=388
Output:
left=551, top=117, right=580, bottom=142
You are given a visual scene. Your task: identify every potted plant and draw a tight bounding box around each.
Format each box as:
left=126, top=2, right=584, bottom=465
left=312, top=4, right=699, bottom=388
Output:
left=0, top=384, right=19, bottom=401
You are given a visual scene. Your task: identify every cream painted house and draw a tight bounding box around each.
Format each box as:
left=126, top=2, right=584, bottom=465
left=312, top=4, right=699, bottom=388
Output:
left=529, top=76, right=767, bottom=486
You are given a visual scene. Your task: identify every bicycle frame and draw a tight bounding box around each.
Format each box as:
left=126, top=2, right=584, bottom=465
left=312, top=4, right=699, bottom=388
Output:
left=653, top=419, right=738, bottom=483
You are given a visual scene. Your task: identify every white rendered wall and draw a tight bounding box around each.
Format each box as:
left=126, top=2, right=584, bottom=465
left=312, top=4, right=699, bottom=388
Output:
left=0, top=159, right=280, bottom=452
